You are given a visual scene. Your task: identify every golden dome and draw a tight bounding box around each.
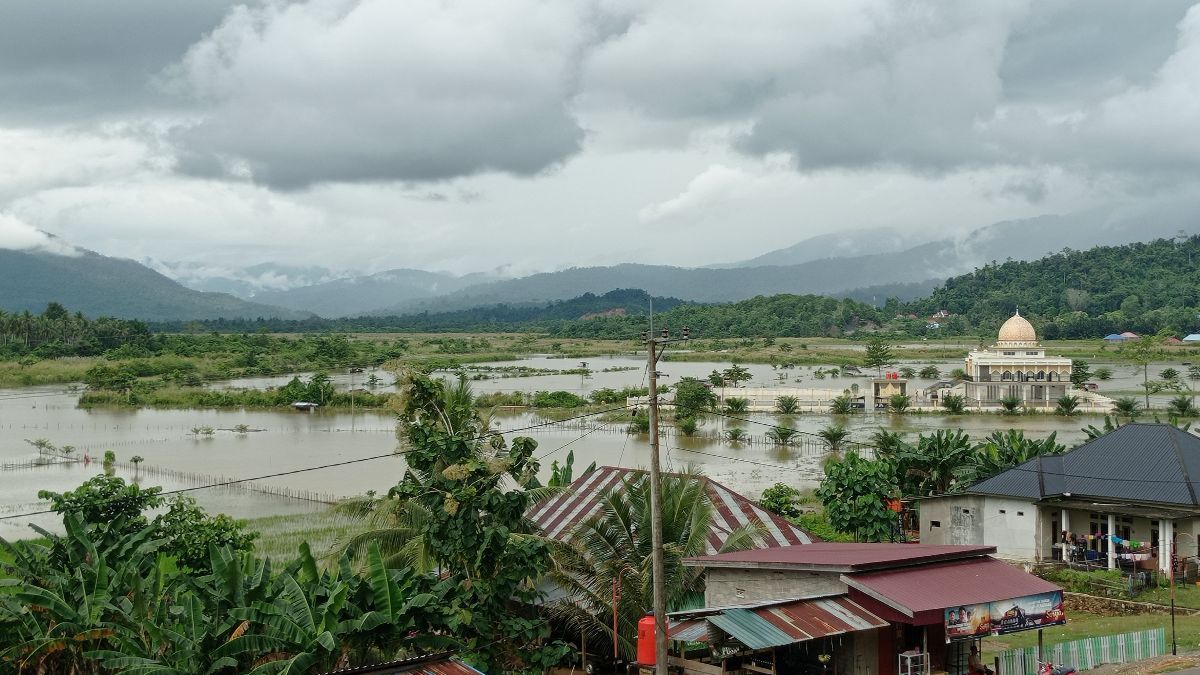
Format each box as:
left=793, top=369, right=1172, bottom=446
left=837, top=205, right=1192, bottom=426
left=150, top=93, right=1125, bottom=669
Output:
left=997, top=311, right=1037, bottom=343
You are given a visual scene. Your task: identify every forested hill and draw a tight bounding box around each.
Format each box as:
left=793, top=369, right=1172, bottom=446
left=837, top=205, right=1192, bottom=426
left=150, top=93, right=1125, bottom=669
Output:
left=910, top=235, right=1200, bottom=338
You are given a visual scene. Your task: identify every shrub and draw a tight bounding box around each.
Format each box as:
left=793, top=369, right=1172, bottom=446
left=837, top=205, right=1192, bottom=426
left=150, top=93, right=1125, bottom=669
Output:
left=918, top=365, right=941, bottom=379
left=1056, top=394, right=1080, bottom=416
left=999, top=395, right=1021, bottom=414
left=677, top=416, right=698, bottom=436
left=1168, top=395, right=1198, bottom=417
left=532, top=390, right=588, bottom=408
left=941, top=394, right=966, bottom=414
left=888, top=394, right=909, bottom=414
left=759, top=483, right=802, bottom=518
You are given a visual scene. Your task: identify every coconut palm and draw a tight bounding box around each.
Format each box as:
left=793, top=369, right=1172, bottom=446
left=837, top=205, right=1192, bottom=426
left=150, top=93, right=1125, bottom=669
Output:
left=1168, top=394, right=1198, bottom=417
left=1055, top=394, right=1080, bottom=416
left=548, top=469, right=763, bottom=660
left=999, top=395, right=1021, bottom=414
left=888, top=394, right=910, bottom=414
left=766, top=426, right=799, bottom=445
left=725, top=427, right=749, bottom=444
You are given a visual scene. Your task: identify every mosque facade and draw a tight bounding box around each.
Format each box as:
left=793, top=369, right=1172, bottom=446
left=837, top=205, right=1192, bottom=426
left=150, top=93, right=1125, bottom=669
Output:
left=961, top=311, right=1073, bottom=407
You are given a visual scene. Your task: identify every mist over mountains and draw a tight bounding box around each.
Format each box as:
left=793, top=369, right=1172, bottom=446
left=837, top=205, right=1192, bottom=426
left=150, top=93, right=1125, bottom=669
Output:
left=3, top=202, right=1196, bottom=321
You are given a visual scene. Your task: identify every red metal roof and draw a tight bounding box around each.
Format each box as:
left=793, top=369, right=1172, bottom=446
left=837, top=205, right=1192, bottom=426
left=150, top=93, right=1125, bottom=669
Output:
left=527, top=466, right=813, bottom=552
left=842, top=557, right=1060, bottom=621
left=684, top=542, right=995, bottom=571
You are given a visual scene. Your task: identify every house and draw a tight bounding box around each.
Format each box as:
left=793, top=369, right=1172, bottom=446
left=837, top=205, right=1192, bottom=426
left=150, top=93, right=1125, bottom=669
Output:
left=527, top=465, right=814, bottom=553
left=1166, top=337, right=1184, bottom=345
left=1184, top=333, right=1200, bottom=343
left=1103, top=333, right=1126, bottom=342
left=319, top=652, right=482, bottom=675
left=918, top=423, right=1200, bottom=574
left=671, top=544, right=1063, bottom=675
left=1120, top=331, right=1141, bottom=340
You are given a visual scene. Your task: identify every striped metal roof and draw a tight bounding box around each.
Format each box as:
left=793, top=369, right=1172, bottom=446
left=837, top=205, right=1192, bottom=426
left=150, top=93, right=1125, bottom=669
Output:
left=668, top=618, right=711, bottom=642
left=697, top=596, right=888, bottom=650
left=527, top=466, right=814, bottom=552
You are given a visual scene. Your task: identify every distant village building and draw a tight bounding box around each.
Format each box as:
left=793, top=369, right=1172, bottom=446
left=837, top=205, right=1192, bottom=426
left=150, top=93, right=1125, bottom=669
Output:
left=960, top=311, right=1072, bottom=408
left=1185, top=333, right=1200, bottom=342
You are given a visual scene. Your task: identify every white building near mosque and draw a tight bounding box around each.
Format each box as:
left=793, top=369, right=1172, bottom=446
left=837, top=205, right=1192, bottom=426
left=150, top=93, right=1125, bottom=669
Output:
left=961, top=311, right=1073, bottom=408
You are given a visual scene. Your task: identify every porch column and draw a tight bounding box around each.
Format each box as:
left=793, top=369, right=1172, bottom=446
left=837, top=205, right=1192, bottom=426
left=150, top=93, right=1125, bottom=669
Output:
left=1160, top=519, right=1170, bottom=573
left=1107, top=514, right=1117, bottom=570
left=1061, top=509, right=1070, bottom=561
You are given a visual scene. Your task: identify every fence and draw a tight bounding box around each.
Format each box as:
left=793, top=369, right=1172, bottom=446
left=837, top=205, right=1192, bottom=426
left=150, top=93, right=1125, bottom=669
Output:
left=997, top=628, right=1166, bottom=675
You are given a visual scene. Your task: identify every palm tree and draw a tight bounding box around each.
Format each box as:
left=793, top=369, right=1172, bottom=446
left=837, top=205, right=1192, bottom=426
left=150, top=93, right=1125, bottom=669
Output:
left=817, top=424, right=850, bottom=455
left=941, top=394, right=967, bottom=414
left=775, top=395, right=800, bottom=414
left=829, top=395, right=855, bottom=414
left=1114, top=396, right=1141, bottom=418
left=888, top=394, right=910, bottom=414
left=1056, top=394, right=1080, bottom=416
left=1168, top=394, right=1198, bottom=417
left=725, top=427, right=748, bottom=444
left=723, top=397, right=749, bottom=414
left=548, top=470, right=762, bottom=660
left=901, top=430, right=976, bottom=496
left=130, top=455, right=144, bottom=479
left=766, top=426, right=799, bottom=445
left=999, top=395, right=1021, bottom=414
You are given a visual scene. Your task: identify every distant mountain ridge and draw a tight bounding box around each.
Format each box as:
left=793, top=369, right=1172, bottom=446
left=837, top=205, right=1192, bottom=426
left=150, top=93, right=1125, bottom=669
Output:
left=0, top=247, right=310, bottom=321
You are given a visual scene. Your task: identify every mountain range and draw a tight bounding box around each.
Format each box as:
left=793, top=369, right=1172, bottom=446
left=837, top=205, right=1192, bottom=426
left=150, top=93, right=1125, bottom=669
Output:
left=0, top=246, right=311, bottom=321
left=3, top=200, right=1197, bottom=320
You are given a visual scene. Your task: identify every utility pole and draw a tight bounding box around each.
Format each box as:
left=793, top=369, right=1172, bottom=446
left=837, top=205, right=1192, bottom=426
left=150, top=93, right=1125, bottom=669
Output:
left=643, top=318, right=689, bottom=674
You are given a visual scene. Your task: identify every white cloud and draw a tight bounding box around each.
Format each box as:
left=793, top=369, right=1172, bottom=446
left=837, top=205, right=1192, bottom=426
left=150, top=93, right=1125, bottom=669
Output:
left=0, top=213, right=79, bottom=255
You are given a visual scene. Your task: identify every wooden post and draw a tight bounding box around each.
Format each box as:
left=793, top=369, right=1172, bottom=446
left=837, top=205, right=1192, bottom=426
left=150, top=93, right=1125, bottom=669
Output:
left=648, top=331, right=667, bottom=675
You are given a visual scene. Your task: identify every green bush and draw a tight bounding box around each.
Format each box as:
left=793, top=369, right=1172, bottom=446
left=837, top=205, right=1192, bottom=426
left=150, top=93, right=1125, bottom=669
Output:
left=532, top=390, right=589, bottom=408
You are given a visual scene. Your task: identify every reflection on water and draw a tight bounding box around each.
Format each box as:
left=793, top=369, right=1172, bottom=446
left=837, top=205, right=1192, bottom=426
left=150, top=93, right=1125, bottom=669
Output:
left=0, top=353, right=1168, bottom=538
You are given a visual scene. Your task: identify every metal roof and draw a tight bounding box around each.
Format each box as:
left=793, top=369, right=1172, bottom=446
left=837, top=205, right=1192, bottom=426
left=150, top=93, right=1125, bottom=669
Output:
left=841, top=557, right=1060, bottom=620
left=668, top=618, right=712, bottom=642
left=319, top=653, right=483, bottom=675
left=683, top=543, right=994, bottom=571
left=966, top=423, right=1200, bottom=508
left=527, top=466, right=813, bottom=552
left=689, top=596, right=887, bottom=650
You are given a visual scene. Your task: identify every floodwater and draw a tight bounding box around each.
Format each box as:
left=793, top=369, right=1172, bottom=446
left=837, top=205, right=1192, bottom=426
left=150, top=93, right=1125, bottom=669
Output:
left=1, top=354, right=1192, bottom=538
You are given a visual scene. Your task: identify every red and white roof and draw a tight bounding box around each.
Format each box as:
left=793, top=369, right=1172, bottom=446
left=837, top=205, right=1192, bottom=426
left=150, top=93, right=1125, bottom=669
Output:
left=527, top=465, right=814, bottom=553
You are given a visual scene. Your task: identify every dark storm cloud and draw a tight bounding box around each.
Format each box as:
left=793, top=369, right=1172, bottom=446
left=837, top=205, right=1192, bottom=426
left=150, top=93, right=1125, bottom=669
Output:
left=0, top=0, right=239, bottom=123
left=161, top=0, right=600, bottom=189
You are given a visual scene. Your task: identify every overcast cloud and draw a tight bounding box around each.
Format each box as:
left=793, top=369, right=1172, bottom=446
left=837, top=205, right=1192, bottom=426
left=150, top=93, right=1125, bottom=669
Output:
left=1, top=0, right=1198, bottom=276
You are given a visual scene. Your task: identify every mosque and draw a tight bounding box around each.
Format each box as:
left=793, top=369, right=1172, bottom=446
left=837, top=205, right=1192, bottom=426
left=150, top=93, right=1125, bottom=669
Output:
left=960, top=311, right=1073, bottom=408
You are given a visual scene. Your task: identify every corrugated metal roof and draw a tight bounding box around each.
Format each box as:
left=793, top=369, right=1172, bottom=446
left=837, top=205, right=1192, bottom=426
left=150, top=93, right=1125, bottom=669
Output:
left=705, top=596, right=888, bottom=650
left=842, top=557, right=1060, bottom=617
left=669, top=618, right=711, bottom=642
left=527, top=466, right=813, bottom=552
left=967, top=423, right=1200, bottom=507
left=684, top=543, right=993, bottom=571
left=320, top=653, right=483, bottom=675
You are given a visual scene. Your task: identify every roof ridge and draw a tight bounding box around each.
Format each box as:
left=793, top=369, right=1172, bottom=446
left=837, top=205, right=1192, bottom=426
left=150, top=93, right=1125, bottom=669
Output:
left=1167, top=426, right=1200, bottom=506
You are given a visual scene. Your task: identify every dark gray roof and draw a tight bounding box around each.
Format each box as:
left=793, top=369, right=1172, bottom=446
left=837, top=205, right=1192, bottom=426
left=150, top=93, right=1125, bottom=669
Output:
left=967, top=424, right=1200, bottom=507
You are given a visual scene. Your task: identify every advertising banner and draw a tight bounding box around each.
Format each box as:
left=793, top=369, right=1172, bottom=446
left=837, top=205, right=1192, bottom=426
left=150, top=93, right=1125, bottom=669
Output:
left=990, top=591, right=1066, bottom=635
left=945, top=603, right=992, bottom=640
left=945, top=591, right=1065, bottom=640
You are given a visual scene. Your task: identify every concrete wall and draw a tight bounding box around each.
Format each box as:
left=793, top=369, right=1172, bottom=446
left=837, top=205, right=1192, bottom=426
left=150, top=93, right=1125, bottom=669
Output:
left=918, top=496, right=1037, bottom=558
left=703, top=567, right=846, bottom=607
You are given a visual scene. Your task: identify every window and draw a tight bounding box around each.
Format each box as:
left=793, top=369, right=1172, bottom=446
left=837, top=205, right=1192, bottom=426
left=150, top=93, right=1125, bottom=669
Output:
left=999, top=509, right=1007, bottom=514
left=930, top=520, right=942, bottom=528
left=1003, top=351, right=1016, bottom=356
left=1017, top=511, right=1025, bottom=516
left=1027, top=351, right=1039, bottom=356
left=961, top=508, right=971, bottom=515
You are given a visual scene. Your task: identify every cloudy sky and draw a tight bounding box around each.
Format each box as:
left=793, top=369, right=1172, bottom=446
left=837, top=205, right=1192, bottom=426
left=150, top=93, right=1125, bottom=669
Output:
left=2, top=0, right=1200, bottom=280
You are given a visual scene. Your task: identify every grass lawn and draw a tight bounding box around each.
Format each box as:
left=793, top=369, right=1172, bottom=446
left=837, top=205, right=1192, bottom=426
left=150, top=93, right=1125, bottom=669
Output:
left=981, top=612, right=1200, bottom=660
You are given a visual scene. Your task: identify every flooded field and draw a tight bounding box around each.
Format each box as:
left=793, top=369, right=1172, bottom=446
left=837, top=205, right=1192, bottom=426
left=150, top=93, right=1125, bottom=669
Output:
left=2, top=353, right=1190, bottom=538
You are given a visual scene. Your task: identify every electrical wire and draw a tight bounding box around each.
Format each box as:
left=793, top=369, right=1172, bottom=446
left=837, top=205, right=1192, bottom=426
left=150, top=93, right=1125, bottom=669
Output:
left=0, top=402, right=638, bottom=523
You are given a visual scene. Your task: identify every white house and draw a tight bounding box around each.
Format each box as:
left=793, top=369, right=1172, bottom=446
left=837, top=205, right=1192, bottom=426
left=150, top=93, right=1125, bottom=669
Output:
left=919, top=423, right=1200, bottom=574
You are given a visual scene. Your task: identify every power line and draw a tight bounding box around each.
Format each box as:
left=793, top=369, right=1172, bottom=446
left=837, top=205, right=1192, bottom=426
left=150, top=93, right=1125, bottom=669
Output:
left=0, top=403, right=638, bottom=523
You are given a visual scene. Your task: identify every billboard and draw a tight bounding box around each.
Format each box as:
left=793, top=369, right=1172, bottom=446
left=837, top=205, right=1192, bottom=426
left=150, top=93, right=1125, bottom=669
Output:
left=990, top=591, right=1066, bottom=635
left=945, top=591, right=1065, bottom=641
left=944, top=602, right=991, bottom=640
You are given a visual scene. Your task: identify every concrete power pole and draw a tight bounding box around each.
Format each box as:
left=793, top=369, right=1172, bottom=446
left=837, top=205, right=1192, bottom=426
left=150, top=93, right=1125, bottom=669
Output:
left=643, top=319, right=689, bottom=674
